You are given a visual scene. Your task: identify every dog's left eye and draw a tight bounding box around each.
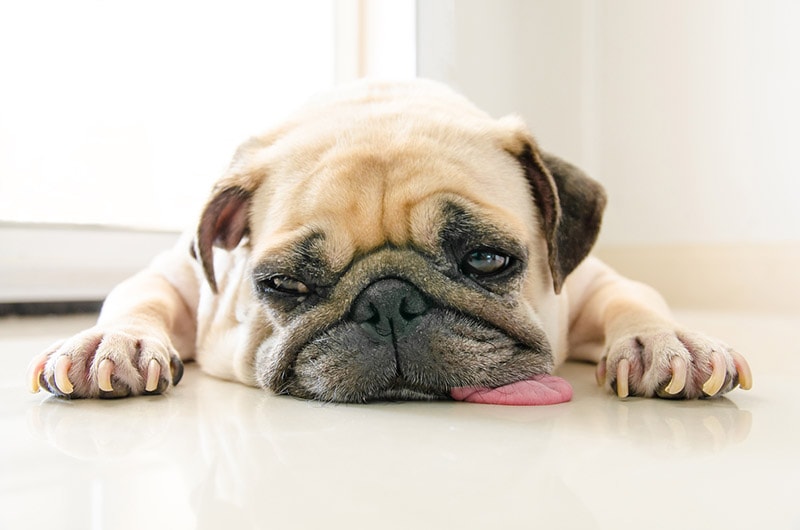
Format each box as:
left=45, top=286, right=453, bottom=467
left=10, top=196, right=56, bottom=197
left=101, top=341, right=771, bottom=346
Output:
left=461, top=250, right=512, bottom=277
left=259, top=275, right=310, bottom=296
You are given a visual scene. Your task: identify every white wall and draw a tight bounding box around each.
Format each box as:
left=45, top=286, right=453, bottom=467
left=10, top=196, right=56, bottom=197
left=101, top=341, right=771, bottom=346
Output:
left=417, top=0, right=800, bottom=246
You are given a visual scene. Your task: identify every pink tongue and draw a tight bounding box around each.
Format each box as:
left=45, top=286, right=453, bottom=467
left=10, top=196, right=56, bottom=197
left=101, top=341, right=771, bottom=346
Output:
left=450, top=374, right=573, bottom=406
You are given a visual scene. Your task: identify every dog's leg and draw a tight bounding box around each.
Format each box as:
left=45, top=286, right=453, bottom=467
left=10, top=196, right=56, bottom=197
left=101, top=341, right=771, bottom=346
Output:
left=565, top=257, right=752, bottom=399
left=27, top=243, right=198, bottom=399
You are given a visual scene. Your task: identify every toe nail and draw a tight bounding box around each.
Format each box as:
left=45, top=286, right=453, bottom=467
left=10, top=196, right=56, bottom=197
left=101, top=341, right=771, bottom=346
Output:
left=170, top=354, right=184, bottom=386
left=145, top=359, right=160, bottom=392
left=30, top=371, right=42, bottom=393
left=27, top=353, right=49, bottom=393
left=596, top=360, right=607, bottom=386
left=617, top=359, right=630, bottom=398
left=664, top=357, right=687, bottom=395
left=702, top=350, right=726, bottom=396
left=731, top=351, right=753, bottom=390
left=54, top=356, right=74, bottom=395
left=98, top=359, right=114, bottom=392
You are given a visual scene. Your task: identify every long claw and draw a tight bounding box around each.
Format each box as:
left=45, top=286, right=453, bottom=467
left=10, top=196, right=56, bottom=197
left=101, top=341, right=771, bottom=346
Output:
left=664, top=356, right=687, bottom=395
left=616, top=359, right=630, bottom=398
left=98, top=359, right=114, bottom=392
left=27, top=353, right=49, bottom=393
left=702, top=350, right=726, bottom=396
left=596, top=358, right=607, bottom=386
left=731, top=350, right=753, bottom=390
left=54, top=356, right=74, bottom=395
left=145, top=359, right=160, bottom=392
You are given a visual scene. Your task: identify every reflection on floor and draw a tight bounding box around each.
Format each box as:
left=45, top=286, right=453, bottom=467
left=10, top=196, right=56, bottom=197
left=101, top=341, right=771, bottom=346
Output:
left=1, top=311, right=798, bottom=529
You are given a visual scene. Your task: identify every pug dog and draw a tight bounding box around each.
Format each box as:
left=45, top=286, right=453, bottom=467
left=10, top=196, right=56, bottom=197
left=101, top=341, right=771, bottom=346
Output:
left=27, top=79, right=752, bottom=405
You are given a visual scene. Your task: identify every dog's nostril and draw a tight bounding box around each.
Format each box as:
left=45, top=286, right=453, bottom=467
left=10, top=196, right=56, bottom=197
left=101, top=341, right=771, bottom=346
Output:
left=400, top=295, right=428, bottom=319
left=366, top=303, right=381, bottom=326
left=351, top=279, right=431, bottom=342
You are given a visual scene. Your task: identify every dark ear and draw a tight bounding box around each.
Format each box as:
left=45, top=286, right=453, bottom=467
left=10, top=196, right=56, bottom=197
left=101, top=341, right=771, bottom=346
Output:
left=518, top=146, right=607, bottom=293
left=195, top=186, right=252, bottom=293
left=192, top=134, right=276, bottom=292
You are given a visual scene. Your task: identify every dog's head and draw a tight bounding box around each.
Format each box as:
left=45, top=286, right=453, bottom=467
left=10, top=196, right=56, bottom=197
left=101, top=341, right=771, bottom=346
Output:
left=194, top=80, right=605, bottom=402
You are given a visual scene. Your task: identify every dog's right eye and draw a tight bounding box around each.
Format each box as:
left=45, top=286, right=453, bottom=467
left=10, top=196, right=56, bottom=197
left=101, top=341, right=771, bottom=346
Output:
left=461, top=249, right=513, bottom=278
left=258, top=275, right=310, bottom=296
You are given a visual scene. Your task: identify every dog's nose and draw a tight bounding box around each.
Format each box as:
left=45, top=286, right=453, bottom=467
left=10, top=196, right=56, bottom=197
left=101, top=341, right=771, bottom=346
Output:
left=351, top=279, right=431, bottom=343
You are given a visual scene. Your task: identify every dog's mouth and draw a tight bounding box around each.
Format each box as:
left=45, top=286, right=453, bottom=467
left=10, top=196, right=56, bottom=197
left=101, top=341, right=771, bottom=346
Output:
left=450, top=375, right=573, bottom=405
left=272, top=305, right=571, bottom=405
left=371, top=375, right=573, bottom=406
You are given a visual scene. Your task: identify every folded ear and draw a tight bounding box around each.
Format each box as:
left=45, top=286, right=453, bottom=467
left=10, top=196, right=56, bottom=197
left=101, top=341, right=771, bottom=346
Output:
left=503, top=125, right=607, bottom=293
left=193, top=136, right=275, bottom=292
left=195, top=185, right=252, bottom=293
left=535, top=150, right=606, bottom=293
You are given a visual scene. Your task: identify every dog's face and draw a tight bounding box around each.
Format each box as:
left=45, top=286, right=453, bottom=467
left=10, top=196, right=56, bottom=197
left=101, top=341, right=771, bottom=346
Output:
left=194, top=81, right=605, bottom=402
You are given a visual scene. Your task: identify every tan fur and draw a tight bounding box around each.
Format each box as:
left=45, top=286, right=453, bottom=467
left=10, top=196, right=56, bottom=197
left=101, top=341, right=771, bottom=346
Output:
left=29, top=79, right=750, bottom=401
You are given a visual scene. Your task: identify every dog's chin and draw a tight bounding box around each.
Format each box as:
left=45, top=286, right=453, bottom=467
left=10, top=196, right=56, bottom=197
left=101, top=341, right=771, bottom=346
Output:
left=359, top=387, right=448, bottom=403
left=278, top=374, right=453, bottom=404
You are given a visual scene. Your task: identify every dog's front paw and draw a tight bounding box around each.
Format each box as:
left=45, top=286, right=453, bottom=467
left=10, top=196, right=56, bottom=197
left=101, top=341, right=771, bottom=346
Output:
left=597, top=329, right=752, bottom=399
left=27, top=327, right=184, bottom=399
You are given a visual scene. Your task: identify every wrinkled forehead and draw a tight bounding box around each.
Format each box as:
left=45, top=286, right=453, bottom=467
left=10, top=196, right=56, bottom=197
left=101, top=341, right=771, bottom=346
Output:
left=251, top=195, right=531, bottom=278
left=248, top=126, right=538, bottom=263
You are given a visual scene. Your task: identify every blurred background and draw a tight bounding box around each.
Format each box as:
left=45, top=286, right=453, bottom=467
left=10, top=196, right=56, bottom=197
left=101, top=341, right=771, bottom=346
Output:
left=1, top=0, right=797, bottom=312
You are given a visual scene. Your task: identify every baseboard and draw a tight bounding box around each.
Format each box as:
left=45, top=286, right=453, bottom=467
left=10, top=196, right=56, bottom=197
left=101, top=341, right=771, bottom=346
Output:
left=593, top=243, right=800, bottom=314
left=1, top=223, right=181, bottom=303
left=0, top=301, right=103, bottom=317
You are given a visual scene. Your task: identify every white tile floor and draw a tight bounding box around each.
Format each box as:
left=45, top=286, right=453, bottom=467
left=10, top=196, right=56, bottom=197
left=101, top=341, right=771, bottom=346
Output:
left=1, top=311, right=799, bottom=529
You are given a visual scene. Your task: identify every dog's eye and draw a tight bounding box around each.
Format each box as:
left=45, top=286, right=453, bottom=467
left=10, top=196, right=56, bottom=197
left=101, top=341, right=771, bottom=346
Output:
left=260, top=275, right=310, bottom=295
left=461, top=250, right=512, bottom=277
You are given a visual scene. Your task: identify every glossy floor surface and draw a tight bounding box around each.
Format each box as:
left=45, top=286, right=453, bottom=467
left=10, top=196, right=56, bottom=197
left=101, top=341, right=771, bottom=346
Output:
left=2, top=311, right=799, bottom=529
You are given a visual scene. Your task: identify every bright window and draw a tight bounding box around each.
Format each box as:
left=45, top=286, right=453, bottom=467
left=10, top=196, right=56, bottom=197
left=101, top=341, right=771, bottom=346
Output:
left=0, top=0, right=339, bottom=230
